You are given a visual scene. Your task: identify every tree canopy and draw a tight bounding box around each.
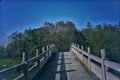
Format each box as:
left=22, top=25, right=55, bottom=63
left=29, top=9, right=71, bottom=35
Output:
left=1, top=21, right=120, bottom=63
left=5, top=21, right=85, bottom=58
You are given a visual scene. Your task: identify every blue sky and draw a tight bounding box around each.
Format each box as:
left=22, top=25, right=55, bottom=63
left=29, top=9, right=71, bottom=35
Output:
left=0, top=0, right=120, bottom=41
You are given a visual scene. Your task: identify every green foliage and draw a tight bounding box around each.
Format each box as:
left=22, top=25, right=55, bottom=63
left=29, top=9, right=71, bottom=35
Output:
left=6, top=31, right=24, bottom=58
left=6, top=21, right=86, bottom=58
left=0, top=46, right=4, bottom=54
left=0, top=58, right=21, bottom=70
left=82, top=23, right=120, bottom=63
left=5, top=21, right=120, bottom=63
left=86, top=21, right=92, bottom=28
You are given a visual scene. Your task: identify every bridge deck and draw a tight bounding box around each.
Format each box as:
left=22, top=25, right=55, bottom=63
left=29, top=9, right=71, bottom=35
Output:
left=33, top=52, right=99, bottom=80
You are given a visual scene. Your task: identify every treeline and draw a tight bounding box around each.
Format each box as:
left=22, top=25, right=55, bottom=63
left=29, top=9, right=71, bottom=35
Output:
left=0, top=21, right=120, bottom=63
left=0, top=46, right=4, bottom=54
left=82, top=22, right=120, bottom=63
left=3, top=21, right=86, bottom=58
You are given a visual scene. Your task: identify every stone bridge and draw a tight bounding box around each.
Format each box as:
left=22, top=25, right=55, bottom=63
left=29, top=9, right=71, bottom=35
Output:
left=0, top=43, right=120, bottom=80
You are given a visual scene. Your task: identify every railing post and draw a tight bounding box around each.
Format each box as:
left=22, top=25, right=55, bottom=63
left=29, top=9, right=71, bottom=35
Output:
left=87, top=47, right=91, bottom=70
left=22, top=52, right=25, bottom=62
left=48, top=45, right=51, bottom=57
left=49, top=44, right=51, bottom=54
left=47, top=45, right=49, bottom=50
left=22, top=52, right=28, bottom=80
left=47, top=45, right=49, bottom=52
left=42, top=47, right=45, bottom=53
left=77, top=44, right=79, bottom=48
left=42, top=47, right=46, bottom=61
left=49, top=44, right=52, bottom=56
left=51, top=44, right=53, bottom=54
left=22, top=52, right=28, bottom=62
left=101, top=49, right=106, bottom=80
left=81, top=45, right=84, bottom=62
left=36, top=49, right=40, bottom=71
left=46, top=45, right=49, bottom=59
left=36, top=49, right=39, bottom=57
left=73, top=43, right=75, bottom=46
left=81, top=45, right=84, bottom=50
left=72, top=43, right=75, bottom=52
left=71, top=43, right=73, bottom=46
left=72, top=43, right=74, bottom=46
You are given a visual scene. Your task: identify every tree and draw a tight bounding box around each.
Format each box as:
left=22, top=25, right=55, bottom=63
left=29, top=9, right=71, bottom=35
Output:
left=6, top=31, right=23, bottom=58
left=6, top=21, right=120, bottom=63
left=0, top=45, right=4, bottom=54
left=86, top=21, right=92, bottom=29
left=82, top=23, right=120, bottom=63
left=118, top=21, right=120, bottom=29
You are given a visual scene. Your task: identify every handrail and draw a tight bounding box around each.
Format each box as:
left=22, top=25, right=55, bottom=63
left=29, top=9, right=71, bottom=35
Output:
left=0, top=44, right=57, bottom=80
left=104, top=60, right=120, bottom=72
left=72, top=46, right=101, bottom=63
left=0, top=63, right=24, bottom=78
left=71, top=43, right=120, bottom=80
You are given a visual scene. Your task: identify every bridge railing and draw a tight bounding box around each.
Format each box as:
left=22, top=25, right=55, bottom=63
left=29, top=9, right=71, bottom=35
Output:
left=0, top=44, right=57, bottom=80
left=70, top=43, right=120, bottom=80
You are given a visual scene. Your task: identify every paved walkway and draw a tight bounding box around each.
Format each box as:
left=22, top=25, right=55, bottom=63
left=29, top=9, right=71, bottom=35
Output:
left=33, top=52, right=99, bottom=80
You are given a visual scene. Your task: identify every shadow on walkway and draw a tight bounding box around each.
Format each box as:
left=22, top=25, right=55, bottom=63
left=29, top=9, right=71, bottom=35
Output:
left=33, top=52, right=74, bottom=80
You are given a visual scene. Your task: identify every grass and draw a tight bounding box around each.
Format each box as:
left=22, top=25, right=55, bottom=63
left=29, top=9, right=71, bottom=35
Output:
left=0, top=58, right=22, bottom=70
left=0, top=58, right=22, bottom=80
